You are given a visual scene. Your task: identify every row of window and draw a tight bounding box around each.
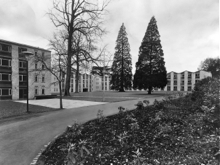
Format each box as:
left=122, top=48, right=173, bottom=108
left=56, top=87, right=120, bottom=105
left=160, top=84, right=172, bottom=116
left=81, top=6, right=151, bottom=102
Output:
left=167, top=73, right=200, bottom=79
left=0, top=88, right=11, bottom=96
left=0, top=44, right=47, bottom=57
left=167, top=86, right=192, bottom=91
left=0, top=87, right=47, bottom=96
left=167, top=80, right=199, bottom=85
left=35, top=62, right=45, bottom=70
left=35, top=86, right=45, bottom=95
left=0, top=73, right=47, bottom=83
left=35, top=74, right=45, bottom=83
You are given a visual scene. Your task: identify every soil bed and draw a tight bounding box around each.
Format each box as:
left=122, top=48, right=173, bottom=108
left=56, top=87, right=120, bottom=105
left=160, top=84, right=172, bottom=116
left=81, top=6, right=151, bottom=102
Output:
left=37, top=92, right=219, bottom=165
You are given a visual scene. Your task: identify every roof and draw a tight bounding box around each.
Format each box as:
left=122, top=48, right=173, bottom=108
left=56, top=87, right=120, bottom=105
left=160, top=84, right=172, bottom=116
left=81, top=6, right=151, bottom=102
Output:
left=167, top=70, right=211, bottom=74
left=0, top=39, right=51, bottom=52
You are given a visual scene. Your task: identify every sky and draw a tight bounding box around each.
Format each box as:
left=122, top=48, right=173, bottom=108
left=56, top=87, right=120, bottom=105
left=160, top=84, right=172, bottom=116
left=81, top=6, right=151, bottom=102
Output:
left=0, top=0, right=219, bottom=74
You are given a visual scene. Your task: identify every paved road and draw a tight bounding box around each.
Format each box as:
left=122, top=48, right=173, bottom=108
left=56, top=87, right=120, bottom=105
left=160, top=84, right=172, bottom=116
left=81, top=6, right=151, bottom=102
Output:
left=0, top=96, right=164, bottom=165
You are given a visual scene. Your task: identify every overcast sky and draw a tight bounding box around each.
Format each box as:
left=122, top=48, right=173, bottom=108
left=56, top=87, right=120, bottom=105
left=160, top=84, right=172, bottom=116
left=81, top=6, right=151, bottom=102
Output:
left=0, top=0, right=219, bottom=73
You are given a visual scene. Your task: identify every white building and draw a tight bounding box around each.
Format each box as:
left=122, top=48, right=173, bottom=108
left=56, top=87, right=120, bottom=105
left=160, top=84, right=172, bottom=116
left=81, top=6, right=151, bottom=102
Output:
left=163, top=70, right=212, bottom=92
left=51, top=72, right=111, bottom=94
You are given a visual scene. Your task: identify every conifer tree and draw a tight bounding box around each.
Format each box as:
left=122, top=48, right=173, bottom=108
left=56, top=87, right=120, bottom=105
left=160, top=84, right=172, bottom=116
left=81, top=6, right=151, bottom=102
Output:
left=133, top=17, right=167, bottom=94
left=111, top=23, right=132, bottom=92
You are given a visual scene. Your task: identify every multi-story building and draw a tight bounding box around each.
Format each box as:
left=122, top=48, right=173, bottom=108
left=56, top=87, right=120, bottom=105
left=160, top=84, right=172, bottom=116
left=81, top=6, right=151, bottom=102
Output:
left=51, top=70, right=111, bottom=93
left=163, top=70, right=212, bottom=92
left=0, top=39, right=51, bottom=100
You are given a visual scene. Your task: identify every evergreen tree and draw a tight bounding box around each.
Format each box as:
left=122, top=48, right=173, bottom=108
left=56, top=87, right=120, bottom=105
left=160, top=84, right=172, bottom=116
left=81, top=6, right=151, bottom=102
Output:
left=133, top=16, right=167, bottom=94
left=111, top=23, right=132, bottom=92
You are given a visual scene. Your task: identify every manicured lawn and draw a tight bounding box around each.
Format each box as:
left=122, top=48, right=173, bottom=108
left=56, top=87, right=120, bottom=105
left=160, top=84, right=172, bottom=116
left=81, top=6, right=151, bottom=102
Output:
left=63, top=91, right=176, bottom=102
left=0, top=101, right=57, bottom=119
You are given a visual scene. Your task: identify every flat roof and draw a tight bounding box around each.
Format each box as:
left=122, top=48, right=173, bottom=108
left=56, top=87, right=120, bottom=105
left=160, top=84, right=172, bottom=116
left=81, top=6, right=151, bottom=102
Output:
left=167, top=70, right=210, bottom=74
left=0, top=39, right=51, bottom=52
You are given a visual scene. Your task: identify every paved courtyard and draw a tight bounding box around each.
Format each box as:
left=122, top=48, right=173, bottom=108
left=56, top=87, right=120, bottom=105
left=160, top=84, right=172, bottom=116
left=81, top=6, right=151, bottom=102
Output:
left=15, top=99, right=106, bottom=109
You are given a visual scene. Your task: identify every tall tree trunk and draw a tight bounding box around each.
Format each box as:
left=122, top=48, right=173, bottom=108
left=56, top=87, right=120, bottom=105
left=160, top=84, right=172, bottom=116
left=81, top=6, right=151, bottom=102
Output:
left=147, top=45, right=153, bottom=95
left=65, top=34, right=72, bottom=96
left=58, top=81, right=63, bottom=109
left=75, top=60, right=79, bottom=93
left=75, top=53, right=80, bottom=93
left=119, top=41, right=125, bottom=92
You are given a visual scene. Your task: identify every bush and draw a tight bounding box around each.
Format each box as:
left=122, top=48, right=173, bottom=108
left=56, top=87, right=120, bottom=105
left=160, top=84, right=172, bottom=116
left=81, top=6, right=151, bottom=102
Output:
left=37, top=78, right=220, bottom=164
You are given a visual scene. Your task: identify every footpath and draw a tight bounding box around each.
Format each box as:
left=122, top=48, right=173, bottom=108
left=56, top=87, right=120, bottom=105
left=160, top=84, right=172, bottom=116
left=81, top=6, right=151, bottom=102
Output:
left=0, top=96, right=164, bottom=165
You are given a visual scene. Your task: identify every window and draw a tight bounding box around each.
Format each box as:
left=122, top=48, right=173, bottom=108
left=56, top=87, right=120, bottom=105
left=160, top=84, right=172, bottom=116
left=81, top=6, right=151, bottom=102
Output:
left=167, top=86, right=170, bottom=91
left=35, top=51, right=37, bottom=57
left=0, top=44, right=11, bottom=52
left=42, top=86, right=45, bottom=95
left=0, top=58, right=11, bottom=67
left=42, top=64, right=45, bottom=70
left=196, top=72, right=200, bottom=79
left=105, top=76, right=107, bottom=81
left=71, top=83, right=74, bottom=92
left=174, top=74, right=177, bottom=79
left=42, top=74, right=45, bottom=83
left=167, top=80, right=170, bottom=85
left=35, top=75, right=38, bottom=82
left=174, top=80, right=177, bottom=85
left=35, top=62, right=37, bottom=69
left=181, top=86, right=184, bottom=91
left=195, top=80, right=199, bottom=84
left=19, top=61, right=26, bottom=68
left=188, top=86, right=192, bottom=91
left=181, top=81, right=184, bottom=85
left=188, top=80, right=191, bottom=85
left=19, top=75, right=27, bottom=82
left=188, top=73, right=192, bottom=79
left=0, top=88, right=11, bottom=96
left=181, top=73, right=184, bottom=79
left=0, top=73, right=11, bottom=81
left=174, top=86, right=177, bottom=91
left=35, top=86, right=38, bottom=95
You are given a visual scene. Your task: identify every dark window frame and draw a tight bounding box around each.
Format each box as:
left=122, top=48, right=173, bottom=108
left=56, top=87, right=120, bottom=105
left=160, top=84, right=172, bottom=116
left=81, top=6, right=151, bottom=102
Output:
left=0, top=88, right=11, bottom=96
left=0, top=44, right=11, bottom=52
left=42, top=86, right=45, bottom=95
left=0, top=73, right=11, bottom=81
left=0, top=58, right=11, bottom=67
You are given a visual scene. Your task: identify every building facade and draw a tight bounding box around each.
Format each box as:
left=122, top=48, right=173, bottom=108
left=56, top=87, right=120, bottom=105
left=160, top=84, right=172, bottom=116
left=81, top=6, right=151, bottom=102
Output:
left=51, top=72, right=111, bottom=93
left=0, top=39, right=51, bottom=100
left=163, top=70, right=212, bottom=92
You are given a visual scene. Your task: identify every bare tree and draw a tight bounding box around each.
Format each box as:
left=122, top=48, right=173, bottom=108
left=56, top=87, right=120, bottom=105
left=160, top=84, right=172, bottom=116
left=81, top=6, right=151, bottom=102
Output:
left=48, top=0, right=109, bottom=96
left=71, top=32, right=107, bottom=92
left=34, top=33, right=67, bottom=109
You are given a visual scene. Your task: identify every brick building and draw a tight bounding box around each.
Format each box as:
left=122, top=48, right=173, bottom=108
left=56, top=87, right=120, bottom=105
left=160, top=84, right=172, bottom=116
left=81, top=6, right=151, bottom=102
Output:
left=0, top=39, right=51, bottom=100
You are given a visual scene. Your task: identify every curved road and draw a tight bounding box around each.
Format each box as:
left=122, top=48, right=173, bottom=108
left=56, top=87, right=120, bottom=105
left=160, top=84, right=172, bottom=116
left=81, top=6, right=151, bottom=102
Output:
left=0, top=96, right=164, bottom=165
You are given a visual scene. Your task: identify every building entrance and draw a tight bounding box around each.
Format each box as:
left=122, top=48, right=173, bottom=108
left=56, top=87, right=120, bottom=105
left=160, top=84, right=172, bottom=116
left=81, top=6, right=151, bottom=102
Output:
left=19, top=88, right=27, bottom=99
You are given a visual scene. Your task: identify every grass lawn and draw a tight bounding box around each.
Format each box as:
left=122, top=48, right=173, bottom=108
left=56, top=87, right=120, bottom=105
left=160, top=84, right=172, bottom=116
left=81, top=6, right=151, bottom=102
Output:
left=0, top=100, right=57, bottom=119
left=36, top=82, right=220, bottom=165
left=62, top=91, right=176, bottom=102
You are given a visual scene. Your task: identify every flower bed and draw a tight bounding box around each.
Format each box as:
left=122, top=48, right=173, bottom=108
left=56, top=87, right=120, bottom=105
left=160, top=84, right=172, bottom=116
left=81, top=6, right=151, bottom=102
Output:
left=37, top=78, right=220, bottom=165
